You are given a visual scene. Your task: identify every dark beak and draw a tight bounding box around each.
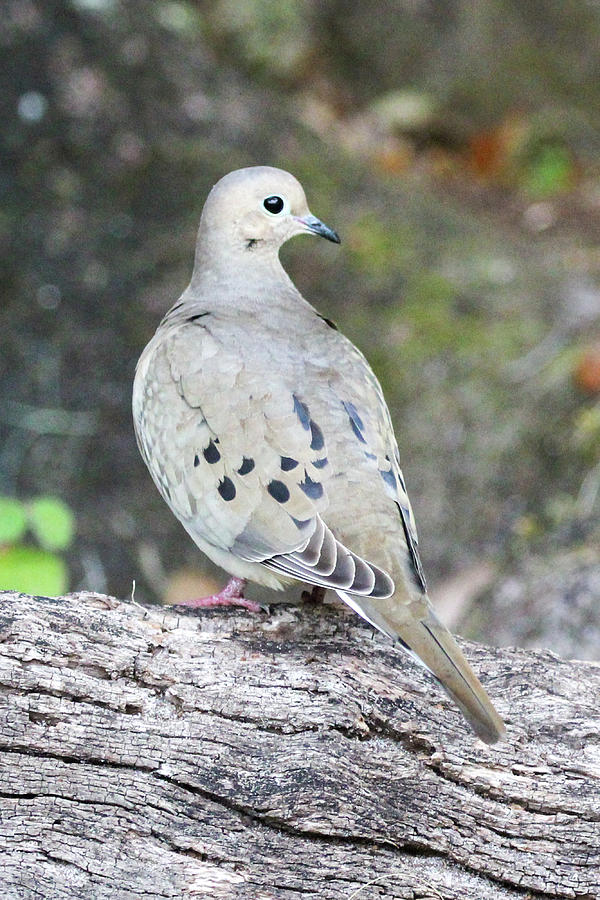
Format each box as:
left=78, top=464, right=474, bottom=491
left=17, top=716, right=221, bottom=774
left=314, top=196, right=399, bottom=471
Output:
left=297, top=214, right=341, bottom=244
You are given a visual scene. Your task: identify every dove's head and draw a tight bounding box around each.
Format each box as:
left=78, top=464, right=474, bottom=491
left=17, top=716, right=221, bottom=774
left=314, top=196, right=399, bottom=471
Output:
left=196, top=167, right=340, bottom=264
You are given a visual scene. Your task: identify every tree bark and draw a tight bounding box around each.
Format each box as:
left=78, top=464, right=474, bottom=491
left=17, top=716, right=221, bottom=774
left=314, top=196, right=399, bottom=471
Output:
left=0, top=589, right=598, bottom=900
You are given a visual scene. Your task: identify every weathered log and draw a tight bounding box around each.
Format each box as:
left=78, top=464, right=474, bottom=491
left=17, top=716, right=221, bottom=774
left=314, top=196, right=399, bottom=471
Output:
left=0, top=589, right=598, bottom=899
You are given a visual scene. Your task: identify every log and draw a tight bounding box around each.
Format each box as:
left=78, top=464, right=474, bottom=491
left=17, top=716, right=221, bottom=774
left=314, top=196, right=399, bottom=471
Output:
left=0, top=589, right=598, bottom=899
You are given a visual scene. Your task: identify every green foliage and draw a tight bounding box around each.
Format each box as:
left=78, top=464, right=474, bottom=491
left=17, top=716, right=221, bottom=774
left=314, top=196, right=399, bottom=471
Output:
left=28, top=496, right=75, bottom=552
left=573, top=403, right=600, bottom=463
left=0, top=496, right=75, bottom=597
left=0, top=498, right=27, bottom=544
left=522, top=144, right=574, bottom=197
left=347, top=215, right=415, bottom=288
left=0, top=546, right=68, bottom=597
left=211, top=0, right=310, bottom=77
left=155, top=1, right=203, bottom=36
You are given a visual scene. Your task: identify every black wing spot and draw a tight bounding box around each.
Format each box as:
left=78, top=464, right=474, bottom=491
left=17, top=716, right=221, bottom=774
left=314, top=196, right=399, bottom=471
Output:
left=218, top=477, right=236, bottom=502
left=309, top=420, right=325, bottom=451
left=379, top=469, right=396, bottom=490
left=312, top=457, right=328, bottom=469
left=193, top=454, right=200, bottom=467
left=349, top=418, right=366, bottom=444
left=343, top=401, right=364, bottom=431
left=268, top=480, right=290, bottom=503
left=291, top=516, right=313, bottom=529
left=187, top=312, right=210, bottom=323
left=238, top=457, right=255, bottom=475
left=396, top=501, right=427, bottom=593
left=300, top=473, right=324, bottom=500
left=280, top=456, right=298, bottom=471
left=342, top=400, right=366, bottom=444
left=318, top=314, right=338, bottom=331
left=203, top=440, right=221, bottom=464
left=293, top=394, right=311, bottom=430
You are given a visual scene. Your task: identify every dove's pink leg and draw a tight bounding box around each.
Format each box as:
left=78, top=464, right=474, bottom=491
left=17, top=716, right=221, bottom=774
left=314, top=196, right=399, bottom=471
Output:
left=174, top=577, right=261, bottom=613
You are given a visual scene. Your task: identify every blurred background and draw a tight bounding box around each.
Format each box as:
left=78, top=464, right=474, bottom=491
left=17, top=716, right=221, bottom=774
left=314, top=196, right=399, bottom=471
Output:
left=2, top=0, right=600, bottom=658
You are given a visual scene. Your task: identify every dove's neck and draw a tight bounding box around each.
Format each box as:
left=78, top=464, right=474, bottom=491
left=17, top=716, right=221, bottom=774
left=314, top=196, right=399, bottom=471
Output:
left=188, top=235, right=305, bottom=315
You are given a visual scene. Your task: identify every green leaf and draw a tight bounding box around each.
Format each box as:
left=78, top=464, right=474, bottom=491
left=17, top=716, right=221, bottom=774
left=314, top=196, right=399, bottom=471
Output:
left=28, top=496, right=75, bottom=551
left=0, top=497, right=27, bottom=545
left=523, top=145, right=573, bottom=198
left=0, top=545, right=68, bottom=596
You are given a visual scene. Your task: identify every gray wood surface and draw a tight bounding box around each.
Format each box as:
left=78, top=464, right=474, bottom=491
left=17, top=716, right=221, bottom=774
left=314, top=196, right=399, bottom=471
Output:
left=0, top=589, right=598, bottom=899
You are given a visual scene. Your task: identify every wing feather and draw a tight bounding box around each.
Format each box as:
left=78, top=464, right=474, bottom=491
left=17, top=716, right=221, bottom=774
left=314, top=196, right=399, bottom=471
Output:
left=264, top=516, right=394, bottom=598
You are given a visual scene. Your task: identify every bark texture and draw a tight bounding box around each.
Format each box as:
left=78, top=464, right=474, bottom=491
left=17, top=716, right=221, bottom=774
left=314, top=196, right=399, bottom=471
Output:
left=0, top=589, right=598, bottom=899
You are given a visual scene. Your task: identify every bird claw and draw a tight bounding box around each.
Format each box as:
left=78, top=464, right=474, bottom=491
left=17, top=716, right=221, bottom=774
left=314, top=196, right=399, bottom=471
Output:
left=173, top=577, right=263, bottom=613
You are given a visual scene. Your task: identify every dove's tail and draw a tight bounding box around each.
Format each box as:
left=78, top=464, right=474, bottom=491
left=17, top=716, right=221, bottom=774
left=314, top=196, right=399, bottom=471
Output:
left=394, top=609, right=506, bottom=744
left=338, top=591, right=505, bottom=744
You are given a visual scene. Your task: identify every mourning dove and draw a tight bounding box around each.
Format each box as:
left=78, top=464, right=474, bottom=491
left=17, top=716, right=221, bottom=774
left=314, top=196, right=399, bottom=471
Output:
left=133, top=166, right=505, bottom=744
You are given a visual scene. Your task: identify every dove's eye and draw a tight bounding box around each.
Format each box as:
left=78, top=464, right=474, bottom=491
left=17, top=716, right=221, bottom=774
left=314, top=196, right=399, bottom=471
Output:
left=263, top=195, right=286, bottom=215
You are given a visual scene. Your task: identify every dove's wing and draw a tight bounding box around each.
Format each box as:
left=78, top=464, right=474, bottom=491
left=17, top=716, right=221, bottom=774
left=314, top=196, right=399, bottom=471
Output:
left=133, top=314, right=394, bottom=599
left=303, top=326, right=428, bottom=597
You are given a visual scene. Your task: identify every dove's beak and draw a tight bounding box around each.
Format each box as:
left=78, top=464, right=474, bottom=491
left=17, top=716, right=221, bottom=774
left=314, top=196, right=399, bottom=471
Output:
left=295, top=214, right=341, bottom=244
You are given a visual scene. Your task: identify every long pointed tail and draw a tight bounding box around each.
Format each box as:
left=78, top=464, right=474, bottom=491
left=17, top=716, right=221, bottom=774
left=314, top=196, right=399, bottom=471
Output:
left=396, top=609, right=505, bottom=744
left=339, top=591, right=505, bottom=743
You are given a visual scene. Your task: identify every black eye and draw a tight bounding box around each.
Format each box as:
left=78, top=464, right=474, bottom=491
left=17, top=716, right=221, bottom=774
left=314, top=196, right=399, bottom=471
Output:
left=263, top=195, right=285, bottom=214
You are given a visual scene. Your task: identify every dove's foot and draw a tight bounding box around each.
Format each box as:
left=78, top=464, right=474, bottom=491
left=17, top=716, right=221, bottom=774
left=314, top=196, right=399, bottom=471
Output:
left=301, top=585, right=327, bottom=603
left=175, top=577, right=261, bottom=612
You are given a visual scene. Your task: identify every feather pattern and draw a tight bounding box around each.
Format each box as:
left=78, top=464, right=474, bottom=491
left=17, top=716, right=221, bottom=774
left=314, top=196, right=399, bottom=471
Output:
left=134, top=305, right=422, bottom=601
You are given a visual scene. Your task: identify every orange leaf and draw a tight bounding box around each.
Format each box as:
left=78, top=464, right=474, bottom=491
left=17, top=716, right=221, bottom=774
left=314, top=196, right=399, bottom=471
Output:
left=574, top=344, right=600, bottom=395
